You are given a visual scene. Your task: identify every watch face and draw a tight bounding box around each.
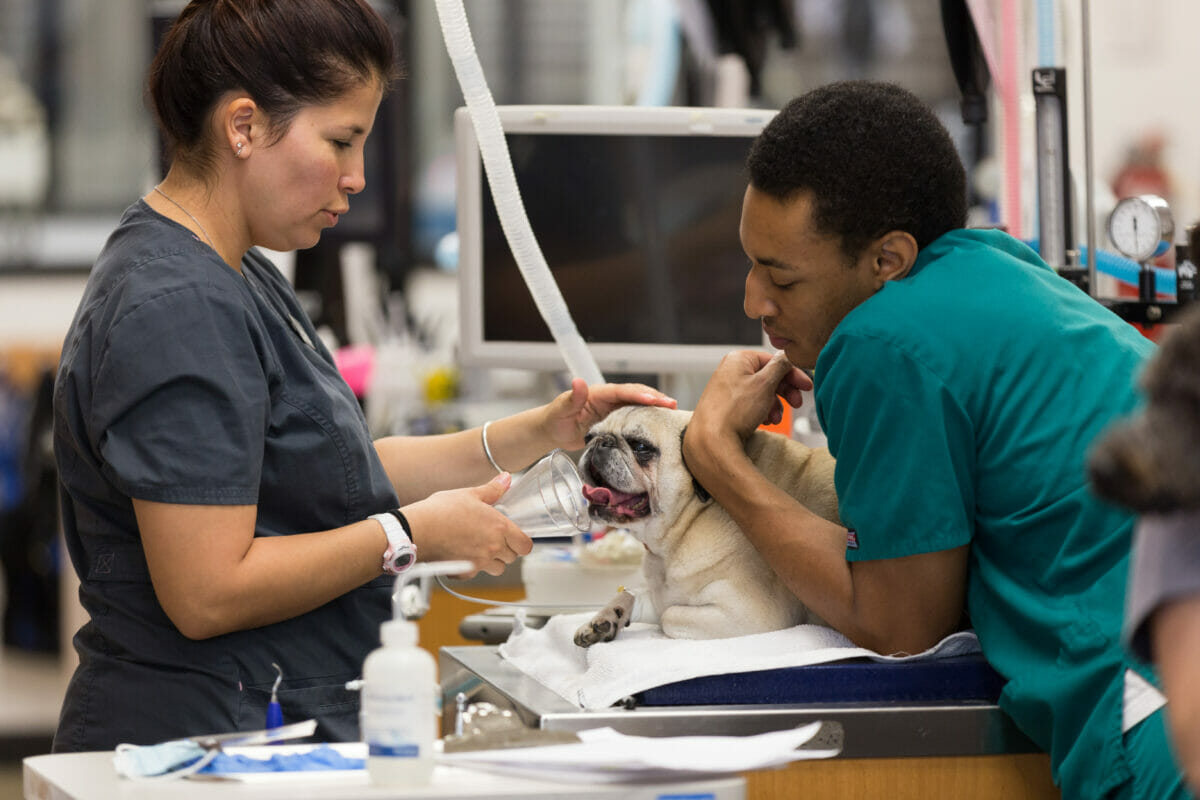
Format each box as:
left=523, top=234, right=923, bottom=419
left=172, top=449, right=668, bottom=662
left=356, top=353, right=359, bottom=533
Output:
left=385, top=541, right=416, bottom=574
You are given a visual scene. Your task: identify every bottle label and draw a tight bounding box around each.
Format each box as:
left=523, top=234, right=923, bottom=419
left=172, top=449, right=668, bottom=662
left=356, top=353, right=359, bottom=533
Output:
left=368, top=743, right=420, bottom=758
left=362, top=688, right=430, bottom=760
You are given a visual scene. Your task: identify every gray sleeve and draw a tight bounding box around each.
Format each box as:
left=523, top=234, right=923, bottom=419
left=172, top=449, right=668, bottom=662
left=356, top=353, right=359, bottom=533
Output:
left=1125, top=510, right=1200, bottom=662
left=92, top=283, right=270, bottom=505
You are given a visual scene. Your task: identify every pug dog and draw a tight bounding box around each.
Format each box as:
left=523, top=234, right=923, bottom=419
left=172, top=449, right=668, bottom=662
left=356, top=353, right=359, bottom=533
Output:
left=573, top=405, right=840, bottom=647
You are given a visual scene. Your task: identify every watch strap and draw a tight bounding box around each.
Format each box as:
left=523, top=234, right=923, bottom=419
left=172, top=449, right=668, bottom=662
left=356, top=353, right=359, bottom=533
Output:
left=370, top=510, right=416, bottom=574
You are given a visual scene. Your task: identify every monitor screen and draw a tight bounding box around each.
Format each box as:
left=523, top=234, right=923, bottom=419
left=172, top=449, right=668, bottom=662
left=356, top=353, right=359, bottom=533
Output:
left=455, top=105, right=775, bottom=375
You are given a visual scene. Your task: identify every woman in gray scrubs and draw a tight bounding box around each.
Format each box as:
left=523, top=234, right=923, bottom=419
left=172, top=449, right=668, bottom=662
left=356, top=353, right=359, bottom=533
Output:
left=51, top=0, right=673, bottom=751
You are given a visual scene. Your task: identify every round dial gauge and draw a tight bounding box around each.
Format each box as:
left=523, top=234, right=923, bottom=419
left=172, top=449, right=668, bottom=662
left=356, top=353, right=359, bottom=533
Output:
left=1107, top=194, right=1175, bottom=262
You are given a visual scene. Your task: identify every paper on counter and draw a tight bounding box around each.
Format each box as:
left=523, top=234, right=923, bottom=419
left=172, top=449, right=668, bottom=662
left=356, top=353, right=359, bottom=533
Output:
left=436, top=723, right=838, bottom=783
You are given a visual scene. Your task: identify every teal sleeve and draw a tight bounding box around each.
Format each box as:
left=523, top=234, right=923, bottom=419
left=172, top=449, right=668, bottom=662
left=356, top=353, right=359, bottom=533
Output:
left=816, top=332, right=975, bottom=561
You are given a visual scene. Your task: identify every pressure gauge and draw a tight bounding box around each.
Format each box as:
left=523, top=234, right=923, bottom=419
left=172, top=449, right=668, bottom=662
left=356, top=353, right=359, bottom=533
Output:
left=1107, top=194, right=1175, bottom=263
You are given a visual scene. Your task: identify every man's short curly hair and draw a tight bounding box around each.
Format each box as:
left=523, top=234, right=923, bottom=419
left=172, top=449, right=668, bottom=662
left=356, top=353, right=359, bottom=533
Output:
left=748, top=81, right=968, bottom=260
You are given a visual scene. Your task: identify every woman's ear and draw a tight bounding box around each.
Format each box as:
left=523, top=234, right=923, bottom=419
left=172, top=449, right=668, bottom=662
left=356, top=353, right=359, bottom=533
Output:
left=872, top=230, right=919, bottom=284
left=221, top=95, right=257, bottom=159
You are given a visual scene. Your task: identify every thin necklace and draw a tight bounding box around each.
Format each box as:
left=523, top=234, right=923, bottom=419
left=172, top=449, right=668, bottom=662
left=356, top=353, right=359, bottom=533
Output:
left=153, top=185, right=215, bottom=250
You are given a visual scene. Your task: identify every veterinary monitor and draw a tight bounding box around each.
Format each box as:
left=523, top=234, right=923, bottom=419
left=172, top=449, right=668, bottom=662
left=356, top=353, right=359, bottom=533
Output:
left=455, top=104, right=774, bottom=374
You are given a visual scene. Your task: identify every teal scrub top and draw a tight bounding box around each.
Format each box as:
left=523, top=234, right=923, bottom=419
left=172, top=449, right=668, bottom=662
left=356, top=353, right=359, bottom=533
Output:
left=814, top=228, right=1156, bottom=799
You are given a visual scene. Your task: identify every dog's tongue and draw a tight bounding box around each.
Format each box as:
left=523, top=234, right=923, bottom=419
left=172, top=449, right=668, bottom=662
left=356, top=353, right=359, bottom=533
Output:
left=583, top=485, right=640, bottom=508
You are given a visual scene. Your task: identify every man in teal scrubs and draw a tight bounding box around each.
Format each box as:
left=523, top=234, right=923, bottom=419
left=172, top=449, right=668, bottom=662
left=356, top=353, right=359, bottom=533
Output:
left=683, top=80, right=1187, bottom=799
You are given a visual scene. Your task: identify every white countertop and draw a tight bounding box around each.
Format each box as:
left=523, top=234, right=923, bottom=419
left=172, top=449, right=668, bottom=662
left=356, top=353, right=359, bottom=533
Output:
left=23, top=750, right=745, bottom=800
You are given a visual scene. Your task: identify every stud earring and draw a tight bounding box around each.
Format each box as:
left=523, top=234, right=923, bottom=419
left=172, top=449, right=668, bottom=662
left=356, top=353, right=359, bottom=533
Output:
left=235, top=142, right=245, bottom=158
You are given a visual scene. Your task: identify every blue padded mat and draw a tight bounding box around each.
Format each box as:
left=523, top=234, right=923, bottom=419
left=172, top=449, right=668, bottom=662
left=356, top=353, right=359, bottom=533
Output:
left=634, top=654, right=1004, bottom=706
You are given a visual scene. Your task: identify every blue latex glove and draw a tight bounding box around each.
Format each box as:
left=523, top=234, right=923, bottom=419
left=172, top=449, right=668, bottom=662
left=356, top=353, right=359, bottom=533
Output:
left=199, top=744, right=365, bottom=774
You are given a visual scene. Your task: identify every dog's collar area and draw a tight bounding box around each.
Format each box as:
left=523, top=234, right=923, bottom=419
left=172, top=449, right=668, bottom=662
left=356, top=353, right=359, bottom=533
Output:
left=679, top=425, right=712, bottom=502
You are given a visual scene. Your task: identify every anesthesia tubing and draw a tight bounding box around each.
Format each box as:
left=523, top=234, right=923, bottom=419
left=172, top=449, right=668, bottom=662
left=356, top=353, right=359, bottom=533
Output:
left=435, top=574, right=604, bottom=612
left=434, top=0, right=604, bottom=386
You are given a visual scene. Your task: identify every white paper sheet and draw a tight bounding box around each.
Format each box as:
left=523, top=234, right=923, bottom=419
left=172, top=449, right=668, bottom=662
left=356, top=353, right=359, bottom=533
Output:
left=437, top=724, right=838, bottom=783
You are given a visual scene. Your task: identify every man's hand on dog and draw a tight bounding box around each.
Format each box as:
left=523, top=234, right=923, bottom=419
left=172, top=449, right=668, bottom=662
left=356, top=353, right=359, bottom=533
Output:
left=691, top=351, right=810, bottom=444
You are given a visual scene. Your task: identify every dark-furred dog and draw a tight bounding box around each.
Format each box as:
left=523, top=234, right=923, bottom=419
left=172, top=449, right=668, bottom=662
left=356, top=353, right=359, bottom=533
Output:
left=1089, top=305, right=1200, bottom=511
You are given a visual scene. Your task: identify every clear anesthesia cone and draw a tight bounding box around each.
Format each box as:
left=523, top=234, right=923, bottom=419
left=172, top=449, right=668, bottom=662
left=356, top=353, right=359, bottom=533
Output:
left=494, top=449, right=590, bottom=537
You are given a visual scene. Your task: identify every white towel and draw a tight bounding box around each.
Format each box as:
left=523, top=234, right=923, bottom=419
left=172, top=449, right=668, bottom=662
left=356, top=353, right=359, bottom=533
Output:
left=499, top=612, right=982, bottom=710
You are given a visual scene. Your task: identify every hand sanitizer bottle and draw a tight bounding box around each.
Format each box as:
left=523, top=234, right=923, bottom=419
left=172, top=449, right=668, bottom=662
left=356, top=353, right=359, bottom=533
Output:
left=361, top=616, right=436, bottom=786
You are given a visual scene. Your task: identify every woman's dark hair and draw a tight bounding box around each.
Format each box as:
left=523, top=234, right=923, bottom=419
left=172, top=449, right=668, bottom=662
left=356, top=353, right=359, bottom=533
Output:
left=747, top=80, right=967, bottom=259
left=148, top=0, right=397, bottom=173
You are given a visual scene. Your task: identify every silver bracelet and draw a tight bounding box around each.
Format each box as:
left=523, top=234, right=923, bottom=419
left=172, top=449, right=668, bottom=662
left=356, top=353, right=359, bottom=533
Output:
left=481, top=420, right=503, bottom=473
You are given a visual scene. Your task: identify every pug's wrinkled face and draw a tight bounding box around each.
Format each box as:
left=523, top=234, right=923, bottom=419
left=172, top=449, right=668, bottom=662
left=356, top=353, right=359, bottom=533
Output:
left=579, top=406, right=697, bottom=535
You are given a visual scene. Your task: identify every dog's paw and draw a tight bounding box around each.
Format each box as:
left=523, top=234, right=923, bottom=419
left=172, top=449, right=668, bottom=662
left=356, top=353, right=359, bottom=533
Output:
left=573, top=590, right=635, bottom=648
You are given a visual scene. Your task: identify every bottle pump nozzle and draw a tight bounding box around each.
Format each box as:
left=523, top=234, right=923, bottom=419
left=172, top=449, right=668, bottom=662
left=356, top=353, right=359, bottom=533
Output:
left=392, top=560, right=474, bottom=622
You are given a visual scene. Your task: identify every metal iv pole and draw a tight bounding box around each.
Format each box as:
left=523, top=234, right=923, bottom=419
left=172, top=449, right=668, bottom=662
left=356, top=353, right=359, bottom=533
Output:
left=1081, top=0, right=1098, bottom=296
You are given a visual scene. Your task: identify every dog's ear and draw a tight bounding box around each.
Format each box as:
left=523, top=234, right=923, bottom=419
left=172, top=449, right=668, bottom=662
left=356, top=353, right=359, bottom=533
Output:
left=679, top=425, right=712, bottom=503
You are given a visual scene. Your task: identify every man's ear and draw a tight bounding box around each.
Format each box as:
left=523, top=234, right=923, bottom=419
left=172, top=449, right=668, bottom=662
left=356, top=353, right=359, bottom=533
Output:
left=871, top=230, right=919, bottom=285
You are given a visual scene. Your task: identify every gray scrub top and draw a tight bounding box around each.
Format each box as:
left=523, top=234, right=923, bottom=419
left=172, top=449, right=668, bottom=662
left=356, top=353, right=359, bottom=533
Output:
left=1126, top=510, right=1200, bottom=662
left=52, top=201, right=399, bottom=751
